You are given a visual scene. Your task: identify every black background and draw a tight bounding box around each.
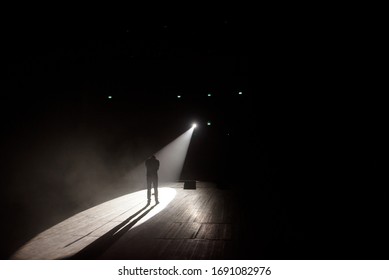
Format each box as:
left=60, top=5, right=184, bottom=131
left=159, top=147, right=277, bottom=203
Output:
left=0, top=11, right=386, bottom=259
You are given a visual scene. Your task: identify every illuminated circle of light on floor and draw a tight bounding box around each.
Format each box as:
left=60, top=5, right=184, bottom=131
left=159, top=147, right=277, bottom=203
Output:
left=11, top=187, right=177, bottom=260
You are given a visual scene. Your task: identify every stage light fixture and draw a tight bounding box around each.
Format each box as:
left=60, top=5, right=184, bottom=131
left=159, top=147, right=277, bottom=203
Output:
left=192, top=123, right=197, bottom=128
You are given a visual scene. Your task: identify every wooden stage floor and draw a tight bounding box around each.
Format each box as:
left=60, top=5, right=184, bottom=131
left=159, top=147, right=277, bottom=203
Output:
left=11, top=182, right=247, bottom=260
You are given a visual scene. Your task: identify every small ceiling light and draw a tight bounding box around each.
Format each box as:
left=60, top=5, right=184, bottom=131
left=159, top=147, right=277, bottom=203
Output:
left=177, top=95, right=181, bottom=98
left=238, top=91, right=243, bottom=95
left=108, top=95, right=112, bottom=99
left=207, top=93, right=212, bottom=97
left=207, top=122, right=211, bottom=126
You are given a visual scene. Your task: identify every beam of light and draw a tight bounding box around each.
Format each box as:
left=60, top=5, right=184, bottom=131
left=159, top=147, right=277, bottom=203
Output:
left=11, top=186, right=177, bottom=260
left=119, top=125, right=195, bottom=191
left=154, top=126, right=195, bottom=183
left=114, top=124, right=196, bottom=197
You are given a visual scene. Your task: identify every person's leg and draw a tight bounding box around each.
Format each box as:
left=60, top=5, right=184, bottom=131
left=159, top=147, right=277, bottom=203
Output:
left=147, top=176, right=151, bottom=202
left=153, top=176, right=159, bottom=203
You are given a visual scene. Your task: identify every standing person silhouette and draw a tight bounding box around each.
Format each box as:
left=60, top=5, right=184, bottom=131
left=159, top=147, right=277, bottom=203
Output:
left=145, top=155, right=160, bottom=204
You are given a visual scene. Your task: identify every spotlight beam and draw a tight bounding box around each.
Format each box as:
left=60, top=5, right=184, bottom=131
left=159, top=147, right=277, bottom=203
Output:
left=119, top=124, right=196, bottom=194
left=155, top=126, right=195, bottom=183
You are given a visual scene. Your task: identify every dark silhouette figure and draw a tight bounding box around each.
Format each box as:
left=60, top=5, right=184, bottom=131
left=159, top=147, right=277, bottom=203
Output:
left=145, top=155, right=160, bottom=204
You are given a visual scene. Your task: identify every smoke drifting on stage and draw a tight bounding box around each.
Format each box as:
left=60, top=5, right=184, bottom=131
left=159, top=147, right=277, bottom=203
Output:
left=9, top=123, right=197, bottom=259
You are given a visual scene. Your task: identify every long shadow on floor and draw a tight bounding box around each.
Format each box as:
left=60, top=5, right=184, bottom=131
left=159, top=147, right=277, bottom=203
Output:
left=64, top=202, right=157, bottom=259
